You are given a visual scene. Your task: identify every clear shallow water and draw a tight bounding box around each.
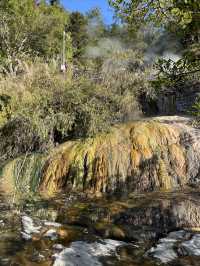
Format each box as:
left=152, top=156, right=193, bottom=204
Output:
left=1, top=190, right=200, bottom=265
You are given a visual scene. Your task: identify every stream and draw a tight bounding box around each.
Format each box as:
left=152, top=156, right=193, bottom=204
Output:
left=1, top=190, right=200, bottom=265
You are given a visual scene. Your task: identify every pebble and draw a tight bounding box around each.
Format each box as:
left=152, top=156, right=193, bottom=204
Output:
left=44, top=229, right=58, bottom=240
left=21, top=216, right=41, bottom=240
left=53, top=244, right=65, bottom=250
left=44, top=221, right=62, bottom=228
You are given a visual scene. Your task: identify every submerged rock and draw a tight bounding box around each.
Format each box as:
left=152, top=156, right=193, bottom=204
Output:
left=58, top=191, right=200, bottom=241
left=44, top=221, right=61, bottom=227
left=53, top=244, right=65, bottom=251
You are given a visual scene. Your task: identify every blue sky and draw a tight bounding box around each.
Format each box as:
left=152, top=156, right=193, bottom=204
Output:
left=61, top=0, right=114, bottom=24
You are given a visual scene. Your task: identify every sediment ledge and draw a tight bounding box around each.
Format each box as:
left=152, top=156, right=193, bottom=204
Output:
left=1, top=116, right=200, bottom=196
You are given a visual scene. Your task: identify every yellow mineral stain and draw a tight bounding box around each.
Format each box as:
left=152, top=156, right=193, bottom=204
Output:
left=0, top=120, right=192, bottom=197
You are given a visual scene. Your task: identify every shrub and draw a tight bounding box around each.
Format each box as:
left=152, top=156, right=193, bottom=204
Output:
left=0, top=61, right=124, bottom=162
left=0, top=48, right=151, bottom=162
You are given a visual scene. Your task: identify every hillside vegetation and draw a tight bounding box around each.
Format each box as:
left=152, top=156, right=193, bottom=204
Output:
left=0, top=0, right=199, bottom=165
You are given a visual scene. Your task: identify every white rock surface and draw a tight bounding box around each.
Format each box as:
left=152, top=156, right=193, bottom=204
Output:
left=53, top=239, right=125, bottom=266
left=148, top=238, right=178, bottom=263
left=180, top=234, right=200, bottom=256
left=44, top=228, right=58, bottom=240
left=53, top=244, right=65, bottom=250
left=44, top=221, right=62, bottom=227
left=21, top=216, right=41, bottom=240
left=147, top=230, right=193, bottom=263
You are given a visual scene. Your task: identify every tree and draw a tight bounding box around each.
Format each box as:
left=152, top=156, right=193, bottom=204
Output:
left=86, top=8, right=106, bottom=44
left=66, top=12, right=88, bottom=61
left=50, top=0, right=60, bottom=5
left=0, top=0, right=69, bottom=73
left=109, top=0, right=200, bottom=83
left=109, top=0, right=200, bottom=44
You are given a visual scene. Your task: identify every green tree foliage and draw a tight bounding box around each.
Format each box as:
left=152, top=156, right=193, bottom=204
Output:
left=0, top=0, right=69, bottom=73
left=109, top=0, right=200, bottom=61
left=109, top=0, right=200, bottom=95
left=86, top=8, right=106, bottom=45
left=109, top=0, right=200, bottom=34
left=0, top=0, right=148, bottom=164
left=66, top=12, right=88, bottom=61
left=0, top=46, right=146, bottom=162
left=151, top=57, right=199, bottom=93
left=0, top=60, right=135, bottom=162
left=2, top=0, right=200, bottom=165
left=191, top=100, right=200, bottom=117
left=49, top=0, right=60, bottom=5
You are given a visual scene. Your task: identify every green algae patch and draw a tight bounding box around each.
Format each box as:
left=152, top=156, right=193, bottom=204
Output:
left=0, top=153, right=46, bottom=196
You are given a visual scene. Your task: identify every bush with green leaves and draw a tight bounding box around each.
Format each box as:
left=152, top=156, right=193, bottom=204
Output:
left=0, top=61, right=131, bottom=163
left=109, top=0, right=200, bottom=46
left=0, top=0, right=70, bottom=74
left=191, top=100, right=200, bottom=117
left=150, top=54, right=200, bottom=95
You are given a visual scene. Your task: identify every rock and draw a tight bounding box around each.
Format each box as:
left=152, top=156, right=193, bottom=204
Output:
left=148, top=239, right=178, bottom=263
left=58, top=190, right=200, bottom=244
left=53, top=244, right=65, bottom=251
left=147, top=231, right=187, bottom=263
left=0, top=154, right=46, bottom=195
left=51, top=225, right=83, bottom=242
left=94, top=223, right=126, bottom=239
left=21, top=232, right=32, bottom=241
left=109, top=226, right=126, bottom=239
left=21, top=216, right=41, bottom=240
left=147, top=230, right=200, bottom=263
left=57, top=228, right=70, bottom=239
left=44, top=229, right=58, bottom=240
left=21, top=215, right=81, bottom=243
left=180, top=234, right=200, bottom=256
left=44, top=221, right=61, bottom=228
left=53, top=239, right=126, bottom=266
left=167, top=230, right=190, bottom=240
left=114, top=194, right=200, bottom=233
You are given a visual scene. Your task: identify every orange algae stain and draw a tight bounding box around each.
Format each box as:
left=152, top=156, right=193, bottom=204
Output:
left=170, top=144, right=186, bottom=172
left=92, top=154, right=108, bottom=193
left=40, top=142, right=76, bottom=194
left=158, top=159, right=173, bottom=190
left=169, top=144, right=187, bottom=184
left=130, top=149, right=141, bottom=169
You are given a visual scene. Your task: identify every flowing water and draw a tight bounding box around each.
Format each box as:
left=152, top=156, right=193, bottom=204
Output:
left=1, top=189, right=200, bottom=265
